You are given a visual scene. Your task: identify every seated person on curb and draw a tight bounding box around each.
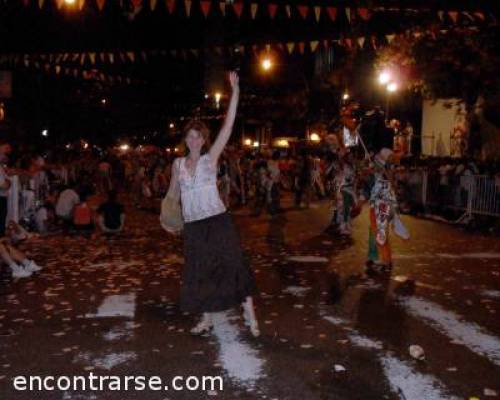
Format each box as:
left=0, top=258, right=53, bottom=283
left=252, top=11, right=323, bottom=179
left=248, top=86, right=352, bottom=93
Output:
left=0, top=223, right=41, bottom=279
left=97, top=190, right=125, bottom=234
left=73, top=193, right=94, bottom=233
left=55, top=184, right=80, bottom=229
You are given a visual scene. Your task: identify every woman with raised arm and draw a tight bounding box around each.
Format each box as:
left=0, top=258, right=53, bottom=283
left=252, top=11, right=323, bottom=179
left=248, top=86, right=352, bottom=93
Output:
left=161, top=72, right=259, bottom=337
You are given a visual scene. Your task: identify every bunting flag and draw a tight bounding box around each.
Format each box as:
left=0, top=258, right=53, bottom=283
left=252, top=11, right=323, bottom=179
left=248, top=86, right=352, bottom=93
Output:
left=310, top=40, right=319, bottom=52
left=184, top=0, right=192, bottom=17
left=437, top=10, right=444, bottom=21
left=326, top=7, right=337, bottom=21
left=298, top=42, right=305, bottom=54
left=345, top=7, right=351, bottom=23
left=314, top=6, right=321, bottom=22
left=131, top=0, right=142, bottom=9
left=345, top=38, right=352, bottom=48
left=250, top=3, right=258, bottom=19
left=297, top=5, right=308, bottom=19
left=448, top=11, right=458, bottom=24
left=386, top=34, right=396, bottom=44
left=233, top=2, right=244, bottom=18
left=200, top=0, right=210, bottom=18
left=268, top=3, right=278, bottom=19
left=286, top=42, right=295, bottom=54
left=357, top=37, right=365, bottom=48
left=89, top=53, right=96, bottom=64
left=357, top=8, right=370, bottom=21
left=370, top=36, right=378, bottom=49
left=219, top=1, right=225, bottom=16
left=166, top=0, right=175, bottom=14
left=55, top=0, right=64, bottom=10
left=285, top=4, right=291, bottom=19
left=150, top=0, right=157, bottom=10
left=462, top=11, right=474, bottom=21
left=96, top=0, right=105, bottom=11
left=473, top=11, right=485, bottom=21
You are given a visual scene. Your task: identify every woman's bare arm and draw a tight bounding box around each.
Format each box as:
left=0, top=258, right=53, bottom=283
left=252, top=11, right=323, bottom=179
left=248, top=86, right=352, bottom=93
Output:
left=209, top=71, right=240, bottom=163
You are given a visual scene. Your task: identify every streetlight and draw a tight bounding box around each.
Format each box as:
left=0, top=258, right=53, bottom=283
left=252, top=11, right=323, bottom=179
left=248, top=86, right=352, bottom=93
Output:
left=387, top=82, right=398, bottom=92
left=169, top=123, right=175, bottom=129
left=214, top=92, right=222, bottom=109
left=260, top=57, right=273, bottom=72
left=244, top=138, right=252, bottom=146
left=310, top=132, right=321, bottom=142
left=378, top=70, right=391, bottom=85
left=342, top=92, right=350, bottom=101
left=41, top=129, right=48, bottom=137
left=252, top=141, right=260, bottom=148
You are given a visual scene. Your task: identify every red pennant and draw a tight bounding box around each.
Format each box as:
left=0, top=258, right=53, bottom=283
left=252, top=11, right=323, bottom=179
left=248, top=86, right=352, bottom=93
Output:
left=297, top=5, right=308, bottom=19
left=345, top=38, right=352, bottom=48
left=200, top=0, right=211, bottom=17
left=448, top=11, right=458, bottom=24
left=473, top=11, right=485, bottom=21
left=268, top=3, right=278, bottom=19
left=233, top=2, right=244, bottom=18
left=326, top=7, right=337, bottom=21
left=165, top=0, right=175, bottom=14
left=131, top=0, right=142, bottom=8
left=298, top=42, right=305, bottom=54
left=357, top=7, right=370, bottom=21
left=22, top=0, right=30, bottom=7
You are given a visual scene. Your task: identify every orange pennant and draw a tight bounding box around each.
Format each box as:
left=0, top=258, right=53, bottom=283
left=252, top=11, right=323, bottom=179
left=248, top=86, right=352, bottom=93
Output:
left=185, top=0, right=192, bottom=17
left=96, top=0, right=105, bottom=11
left=357, top=7, right=370, bottom=20
left=200, top=0, right=210, bottom=18
left=448, top=11, right=458, bottom=24
left=233, top=2, right=244, bottom=18
left=297, top=5, right=308, bottom=19
left=298, top=42, right=305, bottom=54
left=326, top=7, right=337, bottom=21
left=268, top=3, right=278, bottom=19
left=166, top=0, right=175, bottom=14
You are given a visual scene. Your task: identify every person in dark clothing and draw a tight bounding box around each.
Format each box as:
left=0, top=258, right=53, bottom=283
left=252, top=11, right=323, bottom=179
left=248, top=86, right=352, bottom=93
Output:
left=97, top=190, right=125, bottom=234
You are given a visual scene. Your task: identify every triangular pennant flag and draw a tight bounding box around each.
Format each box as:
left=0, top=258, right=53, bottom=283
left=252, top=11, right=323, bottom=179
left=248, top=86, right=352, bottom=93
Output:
left=219, top=1, right=225, bottom=15
left=185, top=0, right=192, bottom=17
left=357, top=37, right=365, bottom=48
left=345, top=38, right=352, bottom=48
left=370, top=36, right=377, bottom=50
left=473, top=11, right=485, bottom=21
left=150, top=0, right=157, bottom=10
left=345, top=7, right=351, bottom=23
left=200, top=0, right=210, bottom=18
left=166, top=0, right=175, bottom=14
left=238, top=45, right=245, bottom=54
left=55, top=65, right=61, bottom=75
left=437, top=10, right=444, bottom=21
left=99, top=53, right=105, bottom=62
left=268, top=3, right=277, bottom=19
left=298, top=42, right=305, bottom=54
left=386, top=34, right=395, bottom=44
left=250, top=3, right=258, bottom=19
left=141, top=51, right=148, bottom=61
left=80, top=53, right=86, bottom=65
left=287, top=42, right=295, bottom=54
left=55, top=0, right=64, bottom=10
left=127, top=52, right=135, bottom=62
left=265, top=44, right=271, bottom=53
left=414, top=31, right=422, bottom=38
left=109, top=53, right=115, bottom=64
left=314, top=6, right=321, bottom=22
left=233, top=2, right=243, bottom=18
left=190, top=49, right=199, bottom=57
left=448, top=11, right=458, bottom=24
left=326, top=7, right=337, bottom=21
left=310, top=41, right=319, bottom=52
left=462, top=11, right=472, bottom=21
left=89, top=53, right=96, bottom=64
left=297, top=5, right=308, bottom=19
left=131, top=0, right=142, bottom=8
left=285, top=4, right=291, bottom=18
left=38, top=0, right=44, bottom=8
left=71, top=53, right=79, bottom=62
left=96, top=0, right=105, bottom=11
left=357, top=8, right=370, bottom=20
left=22, top=0, right=29, bottom=7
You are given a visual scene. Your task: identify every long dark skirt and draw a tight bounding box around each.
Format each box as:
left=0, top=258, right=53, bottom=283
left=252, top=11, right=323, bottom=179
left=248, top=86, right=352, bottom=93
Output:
left=180, top=212, right=257, bottom=313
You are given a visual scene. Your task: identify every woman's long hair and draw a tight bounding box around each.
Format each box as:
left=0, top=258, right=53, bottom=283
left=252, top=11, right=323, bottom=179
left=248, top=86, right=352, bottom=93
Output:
left=183, top=120, right=211, bottom=156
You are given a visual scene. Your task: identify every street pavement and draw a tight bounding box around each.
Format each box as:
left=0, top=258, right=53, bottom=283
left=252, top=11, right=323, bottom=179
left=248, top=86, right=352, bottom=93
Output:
left=0, top=196, right=499, bottom=400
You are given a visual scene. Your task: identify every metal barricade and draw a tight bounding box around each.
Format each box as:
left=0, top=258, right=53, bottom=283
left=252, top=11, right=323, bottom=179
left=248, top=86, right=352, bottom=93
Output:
left=470, top=175, right=500, bottom=217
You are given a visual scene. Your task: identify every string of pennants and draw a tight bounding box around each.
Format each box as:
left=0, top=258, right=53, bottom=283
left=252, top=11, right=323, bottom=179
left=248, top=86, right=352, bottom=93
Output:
left=0, top=26, right=484, bottom=84
left=7, top=0, right=492, bottom=25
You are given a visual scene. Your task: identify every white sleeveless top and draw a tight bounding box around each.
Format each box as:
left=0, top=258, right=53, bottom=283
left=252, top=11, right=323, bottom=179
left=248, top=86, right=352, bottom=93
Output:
left=178, top=154, right=227, bottom=222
